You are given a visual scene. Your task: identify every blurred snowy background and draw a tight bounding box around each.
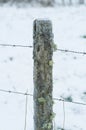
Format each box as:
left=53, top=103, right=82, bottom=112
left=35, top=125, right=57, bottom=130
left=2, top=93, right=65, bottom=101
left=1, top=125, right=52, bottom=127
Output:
left=0, top=0, right=86, bottom=130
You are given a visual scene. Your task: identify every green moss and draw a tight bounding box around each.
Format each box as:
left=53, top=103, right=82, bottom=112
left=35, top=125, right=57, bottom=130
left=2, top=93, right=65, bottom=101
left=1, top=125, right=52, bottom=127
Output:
left=43, top=122, right=52, bottom=129
left=49, top=60, right=53, bottom=66
left=38, top=97, right=46, bottom=103
left=50, top=112, right=56, bottom=120
left=52, top=43, right=57, bottom=52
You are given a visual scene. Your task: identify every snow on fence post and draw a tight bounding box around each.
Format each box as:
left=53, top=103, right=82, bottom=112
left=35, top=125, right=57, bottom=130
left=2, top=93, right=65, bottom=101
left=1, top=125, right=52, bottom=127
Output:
left=33, top=19, right=54, bottom=130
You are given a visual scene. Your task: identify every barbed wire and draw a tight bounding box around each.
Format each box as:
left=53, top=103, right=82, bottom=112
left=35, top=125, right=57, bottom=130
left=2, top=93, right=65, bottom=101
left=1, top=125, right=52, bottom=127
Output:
left=53, top=97, right=86, bottom=106
left=0, top=43, right=33, bottom=48
left=0, top=43, right=85, bottom=130
left=0, top=88, right=86, bottom=106
left=0, top=88, right=85, bottom=130
left=0, top=88, right=33, bottom=96
left=57, top=48, right=86, bottom=55
left=0, top=43, right=86, bottom=56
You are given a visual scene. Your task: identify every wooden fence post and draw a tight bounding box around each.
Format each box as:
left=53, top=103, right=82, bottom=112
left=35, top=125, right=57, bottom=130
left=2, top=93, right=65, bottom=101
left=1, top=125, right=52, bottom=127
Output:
left=33, top=19, right=53, bottom=130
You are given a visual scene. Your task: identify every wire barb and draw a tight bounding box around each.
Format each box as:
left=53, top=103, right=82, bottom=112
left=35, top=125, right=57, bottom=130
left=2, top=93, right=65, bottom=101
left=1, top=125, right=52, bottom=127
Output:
left=0, top=43, right=86, bottom=55
left=53, top=97, right=86, bottom=106
left=0, top=43, right=33, bottom=48
left=57, top=48, right=86, bottom=55
left=0, top=88, right=86, bottom=106
left=0, top=88, right=33, bottom=96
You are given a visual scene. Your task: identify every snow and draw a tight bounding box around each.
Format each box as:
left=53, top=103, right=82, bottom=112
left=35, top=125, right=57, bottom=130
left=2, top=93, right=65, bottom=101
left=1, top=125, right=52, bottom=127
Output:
left=0, top=4, right=86, bottom=130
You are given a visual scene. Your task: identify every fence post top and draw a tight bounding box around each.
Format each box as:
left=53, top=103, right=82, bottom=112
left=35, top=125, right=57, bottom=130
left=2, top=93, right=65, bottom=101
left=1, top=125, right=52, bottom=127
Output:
left=33, top=19, right=52, bottom=23
left=33, top=19, right=53, bottom=39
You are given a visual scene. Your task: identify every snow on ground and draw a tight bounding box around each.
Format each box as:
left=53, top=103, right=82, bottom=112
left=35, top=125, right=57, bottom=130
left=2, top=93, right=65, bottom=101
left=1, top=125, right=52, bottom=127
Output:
left=0, top=4, right=86, bottom=130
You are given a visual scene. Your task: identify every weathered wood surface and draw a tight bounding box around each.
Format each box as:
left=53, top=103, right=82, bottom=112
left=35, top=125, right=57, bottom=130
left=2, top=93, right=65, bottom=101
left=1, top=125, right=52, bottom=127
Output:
left=33, top=19, right=53, bottom=130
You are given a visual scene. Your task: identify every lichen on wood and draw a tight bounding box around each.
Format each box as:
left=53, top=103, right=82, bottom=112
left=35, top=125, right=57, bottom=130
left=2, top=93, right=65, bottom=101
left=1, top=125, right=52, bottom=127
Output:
left=33, top=19, right=54, bottom=130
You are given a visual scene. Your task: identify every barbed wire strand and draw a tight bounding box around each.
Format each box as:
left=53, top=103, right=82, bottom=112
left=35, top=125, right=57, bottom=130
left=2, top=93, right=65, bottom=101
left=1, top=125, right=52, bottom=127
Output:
left=0, top=43, right=86, bottom=55
left=0, top=88, right=86, bottom=106
left=24, top=89, right=28, bottom=130
left=53, top=97, right=86, bottom=106
left=0, top=43, right=33, bottom=48
left=63, top=101, right=65, bottom=130
left=0, top=88, right=33, bottom=96
left=57, top=48, right=86, bottom=55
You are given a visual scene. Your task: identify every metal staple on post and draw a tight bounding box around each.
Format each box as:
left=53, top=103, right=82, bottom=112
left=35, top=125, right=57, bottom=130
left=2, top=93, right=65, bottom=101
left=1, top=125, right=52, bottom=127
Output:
left=33, top=19, right=54, bottom=130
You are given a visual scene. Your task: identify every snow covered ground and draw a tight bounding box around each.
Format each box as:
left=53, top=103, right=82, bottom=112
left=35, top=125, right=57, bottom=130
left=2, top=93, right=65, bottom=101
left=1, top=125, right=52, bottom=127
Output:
left=0, top=4, right=86, bottom=130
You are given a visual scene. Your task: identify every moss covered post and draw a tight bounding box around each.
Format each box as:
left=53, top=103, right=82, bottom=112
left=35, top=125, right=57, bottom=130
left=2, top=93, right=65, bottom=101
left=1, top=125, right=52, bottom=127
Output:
left=33, top=19, right=53, bottom=130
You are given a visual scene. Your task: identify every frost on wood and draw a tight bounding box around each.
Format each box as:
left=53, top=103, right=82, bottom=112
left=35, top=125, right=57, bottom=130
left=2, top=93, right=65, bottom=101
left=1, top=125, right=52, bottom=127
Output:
left=33, top=19, right=53, bottom=130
